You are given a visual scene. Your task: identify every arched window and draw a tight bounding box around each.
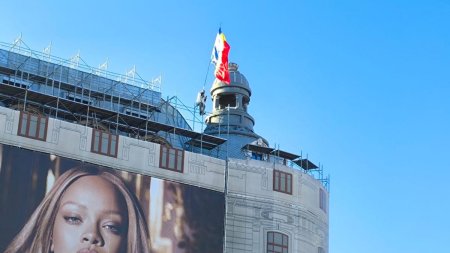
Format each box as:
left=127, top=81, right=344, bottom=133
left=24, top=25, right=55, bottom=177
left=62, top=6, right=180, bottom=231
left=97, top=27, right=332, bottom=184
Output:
left=267, top=231, right=288, bottom=253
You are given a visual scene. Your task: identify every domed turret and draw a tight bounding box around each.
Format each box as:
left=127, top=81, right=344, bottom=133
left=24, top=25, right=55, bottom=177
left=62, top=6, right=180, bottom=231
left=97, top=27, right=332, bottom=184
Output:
left=204, top=63, right=268, bottom=159
left=211, top=63, right=251, bottom=99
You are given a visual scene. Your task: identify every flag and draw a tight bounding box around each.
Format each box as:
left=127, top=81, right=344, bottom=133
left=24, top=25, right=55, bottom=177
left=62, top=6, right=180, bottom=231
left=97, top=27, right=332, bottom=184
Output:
left=211, top=28, right=230, bottom=84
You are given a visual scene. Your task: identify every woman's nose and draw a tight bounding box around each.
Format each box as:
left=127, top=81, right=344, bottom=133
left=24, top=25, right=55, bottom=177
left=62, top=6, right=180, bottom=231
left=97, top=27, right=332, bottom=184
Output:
left=81, top=228, right=104, bottom=247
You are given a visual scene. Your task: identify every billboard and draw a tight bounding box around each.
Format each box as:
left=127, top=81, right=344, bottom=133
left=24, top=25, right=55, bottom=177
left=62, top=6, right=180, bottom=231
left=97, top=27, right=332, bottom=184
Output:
left=0, top=144, right=225, bottom=253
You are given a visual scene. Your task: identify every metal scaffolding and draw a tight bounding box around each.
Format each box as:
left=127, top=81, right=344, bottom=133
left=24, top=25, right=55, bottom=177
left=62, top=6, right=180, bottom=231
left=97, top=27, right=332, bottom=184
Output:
left=0, top=39, right=225, bottom=151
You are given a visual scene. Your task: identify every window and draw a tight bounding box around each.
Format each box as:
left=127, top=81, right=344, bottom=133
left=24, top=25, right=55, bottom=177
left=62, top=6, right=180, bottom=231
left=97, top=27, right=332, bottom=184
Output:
left=91, top=129, right=118, bottom=157
left=159, top=145, right=184, bottom=172
left=318, top=247, right=326, bottom=253
left=319, top=188, right=327, bottom=213
left=267, top=232, right=288, bottom=253
left=273, top=170, right=292, bottom=194
left=252, top=152, right=263, bottom=160
left=17, top=111, right=48, bottom=141
left=218, top=94, right=236, bottom=109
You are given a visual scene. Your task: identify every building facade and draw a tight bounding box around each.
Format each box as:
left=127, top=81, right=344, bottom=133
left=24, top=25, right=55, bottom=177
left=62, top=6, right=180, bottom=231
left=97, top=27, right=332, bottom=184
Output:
left=0, top=42, right=328, bottom=253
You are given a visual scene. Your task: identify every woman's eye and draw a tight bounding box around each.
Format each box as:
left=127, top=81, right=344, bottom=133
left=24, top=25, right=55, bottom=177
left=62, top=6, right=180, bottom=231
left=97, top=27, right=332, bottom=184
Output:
left=103, top=224, right=122, bottom=234
left=63, top=216, right=82, bottom=224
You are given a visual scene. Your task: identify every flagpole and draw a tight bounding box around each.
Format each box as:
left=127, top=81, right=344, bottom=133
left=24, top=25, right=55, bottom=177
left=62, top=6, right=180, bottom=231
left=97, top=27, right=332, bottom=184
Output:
left=226, top=104, right=230, bottom=159
left=222, top=103, right=230, bottom=253
left=203, top=60, right=212, bottom=90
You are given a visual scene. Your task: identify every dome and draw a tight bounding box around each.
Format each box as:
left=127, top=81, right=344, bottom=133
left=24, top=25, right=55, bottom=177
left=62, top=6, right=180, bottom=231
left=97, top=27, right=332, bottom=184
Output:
left=211, top=63, right=251, bottom=96
left=205, top=62, right=267, bottom=160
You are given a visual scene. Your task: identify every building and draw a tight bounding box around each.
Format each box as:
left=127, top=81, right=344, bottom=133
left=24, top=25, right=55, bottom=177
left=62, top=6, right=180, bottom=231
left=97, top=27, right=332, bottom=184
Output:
left=0, top=40, right=329, bottom=253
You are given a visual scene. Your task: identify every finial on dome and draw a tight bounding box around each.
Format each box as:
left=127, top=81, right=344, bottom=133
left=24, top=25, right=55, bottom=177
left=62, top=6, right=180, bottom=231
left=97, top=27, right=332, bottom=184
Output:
left=229, top=62, right=239, bottom=71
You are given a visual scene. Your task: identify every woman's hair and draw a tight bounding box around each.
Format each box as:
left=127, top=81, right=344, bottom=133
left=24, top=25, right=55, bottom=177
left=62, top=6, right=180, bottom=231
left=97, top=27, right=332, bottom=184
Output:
left=4, top=167, right=151, bottom=253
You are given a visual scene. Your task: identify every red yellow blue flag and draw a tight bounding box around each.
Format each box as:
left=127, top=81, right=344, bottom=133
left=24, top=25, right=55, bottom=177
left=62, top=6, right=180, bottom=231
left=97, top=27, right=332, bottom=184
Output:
left=211, top=28, right=230, bottom=84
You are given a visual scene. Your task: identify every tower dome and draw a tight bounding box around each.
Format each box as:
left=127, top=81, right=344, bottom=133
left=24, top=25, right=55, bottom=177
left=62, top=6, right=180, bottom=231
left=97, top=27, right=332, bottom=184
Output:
left=205, top=63, right=268, bottom=159
left=211, top=63, right=251, bottom=97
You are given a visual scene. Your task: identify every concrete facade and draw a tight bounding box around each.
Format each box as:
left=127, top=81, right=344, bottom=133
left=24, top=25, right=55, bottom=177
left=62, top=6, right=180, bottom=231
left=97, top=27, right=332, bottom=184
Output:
left=225, top=159, right=328, bottom=253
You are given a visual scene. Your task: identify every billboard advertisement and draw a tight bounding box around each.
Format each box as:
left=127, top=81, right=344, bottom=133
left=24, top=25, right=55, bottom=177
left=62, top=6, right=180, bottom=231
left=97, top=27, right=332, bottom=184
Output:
left=0, top=144, right=225, bottom=253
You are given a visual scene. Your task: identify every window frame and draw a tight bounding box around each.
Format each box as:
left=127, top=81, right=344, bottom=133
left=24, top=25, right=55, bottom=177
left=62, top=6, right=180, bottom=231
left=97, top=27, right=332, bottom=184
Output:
left=159, top=145, right=184, bottom=173
left=17, top=111, right=48, bottom=141
left=273, top=170, right=293, bottom=195
left=267, top=231, right=289, bottom=253
left=90, top=129, right=119, bottom=158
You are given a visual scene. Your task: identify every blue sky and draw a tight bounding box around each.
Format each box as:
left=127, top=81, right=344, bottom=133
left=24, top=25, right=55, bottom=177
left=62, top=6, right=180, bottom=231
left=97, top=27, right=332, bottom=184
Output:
left=1, top=1, right=450, bottom=252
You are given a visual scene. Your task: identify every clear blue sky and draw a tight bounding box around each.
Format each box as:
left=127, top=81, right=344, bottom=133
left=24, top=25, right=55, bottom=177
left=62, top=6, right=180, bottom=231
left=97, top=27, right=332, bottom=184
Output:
left=1, top=1, right=449, bottom=252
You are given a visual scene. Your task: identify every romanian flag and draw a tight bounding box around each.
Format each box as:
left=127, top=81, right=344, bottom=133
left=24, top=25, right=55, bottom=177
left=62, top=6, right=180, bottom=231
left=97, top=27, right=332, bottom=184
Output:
left=211, top=28, right=230, bottom=84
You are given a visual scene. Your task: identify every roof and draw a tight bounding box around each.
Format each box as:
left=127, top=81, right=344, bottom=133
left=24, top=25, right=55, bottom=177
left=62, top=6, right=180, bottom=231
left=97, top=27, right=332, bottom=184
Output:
left=271, top=149, right=301, bottom=160
left=242, top=144, right=301, bottom=161
left=242, top=143, right=274, bottom=154
left=294, top=159, right=319, bottom=170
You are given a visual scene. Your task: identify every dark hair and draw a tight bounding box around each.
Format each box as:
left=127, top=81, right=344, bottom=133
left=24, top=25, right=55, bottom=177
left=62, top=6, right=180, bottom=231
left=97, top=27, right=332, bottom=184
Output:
left=4, top=167, right=151, bottom=253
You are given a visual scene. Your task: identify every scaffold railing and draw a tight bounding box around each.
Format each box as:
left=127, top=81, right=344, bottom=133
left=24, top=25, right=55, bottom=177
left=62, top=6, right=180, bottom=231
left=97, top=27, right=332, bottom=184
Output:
left=0, top=40, right=161, bottom=92
left=279, top=157, right=330, bottom=191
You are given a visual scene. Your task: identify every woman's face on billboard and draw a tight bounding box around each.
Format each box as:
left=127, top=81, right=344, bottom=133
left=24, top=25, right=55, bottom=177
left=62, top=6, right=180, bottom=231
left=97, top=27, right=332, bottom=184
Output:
left=51, top=175, right=128, bottom=253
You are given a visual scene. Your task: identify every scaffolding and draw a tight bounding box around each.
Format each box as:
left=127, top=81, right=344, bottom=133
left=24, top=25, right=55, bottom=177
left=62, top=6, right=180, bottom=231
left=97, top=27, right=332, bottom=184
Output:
left=0, top=40, right=225, bottom=151
left=242, top=144, right=330, bottom=191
